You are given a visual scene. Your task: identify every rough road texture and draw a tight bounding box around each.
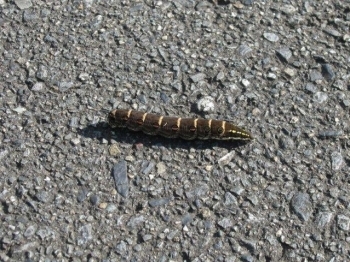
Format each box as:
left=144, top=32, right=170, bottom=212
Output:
left=1, top=0, right=350, bottom=261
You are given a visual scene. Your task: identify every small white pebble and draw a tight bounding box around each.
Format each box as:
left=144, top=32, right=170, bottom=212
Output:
left=13, top=107, right=26, bottom=114
left=267, top=73, right=277, bottom=80
left=241, top=79, right=250, bottom=87
left=197, top=96, right=215, bottom=113
left=71, top=138, right=80, bottom=145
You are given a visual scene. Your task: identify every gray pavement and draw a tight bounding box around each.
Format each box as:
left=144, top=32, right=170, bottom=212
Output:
left=1, top=0, right=350, bottom=261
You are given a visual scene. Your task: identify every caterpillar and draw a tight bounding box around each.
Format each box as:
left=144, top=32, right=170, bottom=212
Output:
left=108, top=109, right=253, bottom=141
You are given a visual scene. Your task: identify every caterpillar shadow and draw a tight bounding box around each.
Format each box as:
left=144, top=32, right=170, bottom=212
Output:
left=79, top=122, right=251, bottom=151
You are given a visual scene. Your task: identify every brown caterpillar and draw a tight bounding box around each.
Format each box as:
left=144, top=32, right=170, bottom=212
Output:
left=108, top=109, right=253, bottom=141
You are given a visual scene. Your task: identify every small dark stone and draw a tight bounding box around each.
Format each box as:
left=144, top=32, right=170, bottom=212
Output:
left=292, top=61, right=302, bottom=68
left=35, top=191, right=51, bottom=203
left=166, top=230, right=179, bottom=240
left=77, top=224, right=93, bottom=245
left=318, top=130, right=343, bottom=138
left=204, top=220, right=212, bottom=231
left=216, top=71, right=225, bottom=81
left=241, top=254, right=254, bottom=262
left=231, top=186, right=244, bottom=196
left=58, top=81, right=74, bottom=92
left=138, top=94, right=148, bottom=104
left=181, top=214, right=193, bottom=226
left=31, top=82, right=45, bottom=92
left=172, top=0, right=195, bottom=8
left=224, top=192, right=238, bottom=206
left=305, top=83, right=317, bottom=93
left=247, top=194, right=259, bottom=206
left=342, top=99, right=350, bottom=107
left=242, top=0, right=255, bottom=5
left=185, top=184, right=209, bottom=198
left=279, top=137, right=295, bottom=150
left=280, top=4, right=296, bottom=14
left=313, top=92, right=328, bottom=103
left=218, top=218, right=232, bottom=229
left=160, top=92, right=169, bottom=103
left=40, top=8, right=51, bottom=17
left=127, top=215, right=145, bottom=228
left=158, top=47, right=168, bottom=62
left=194, top=199, right=202, bottom=208
left=291, top=192, right=312, bottom=221
left=69, top=117, right=79, bottom=128
left=337, top=215, right=350, bottom=231
left=115, top=241, right=127, bottom=255
left=77, top=187, right=88, bottom=203
left=90, top=194, right=99, bottom=206
left=190, top=73, right=206, bottom=83
left=262, top=57, right=270, bottom=67
left=171, top=81, right=183, bottom=92
left=36, top=227, right=55, bottom=240
left=15, top=0, right=33, bottom=9
left=23, top=10, right=38, bottom=22
left=24, top=225, right=36, bottom=238
left=276, top=47, right=292, bottom=62
left=36, top=65, right=49, bottom=81
left=44, top=34, right=58, bottom=48
left=331, top=152, right=343, bottom=171
left=112, top=160, right=129, bottom=198
left=148, top=197, right=171, bottom=207
left=238, top=44, right=252, bottom=56
left=313, top=55, right=327, bottom=63
left=142, top=161, right=155, bottom=175
left=89, top=14, right=103, bottom=29
left=213, top=240, right=223, bottom=250
left=196, top=1, right=212, bottom=11
left=315, top=212, right=333, bottom=228
left=142, top=234, right=152, bottom=242
left=324, top=28, right=342, bottom=38
left=333, top=79, right=345, bottom=90
left=312, top=233, right=323, bottom=242
left=240, top=239, right=257, bottom=252
left=321, top=64, right=335, bottom=81
left=310, top=70, right=323, bottom=82
left=263, top=32, right=279, bottom=42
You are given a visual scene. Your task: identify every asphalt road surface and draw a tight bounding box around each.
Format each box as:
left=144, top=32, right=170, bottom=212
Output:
left=1, top=0, right=350, bottom=261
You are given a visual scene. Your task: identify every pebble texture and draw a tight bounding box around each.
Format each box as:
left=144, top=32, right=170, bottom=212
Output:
left=0, top=0, right=349, bottom=261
